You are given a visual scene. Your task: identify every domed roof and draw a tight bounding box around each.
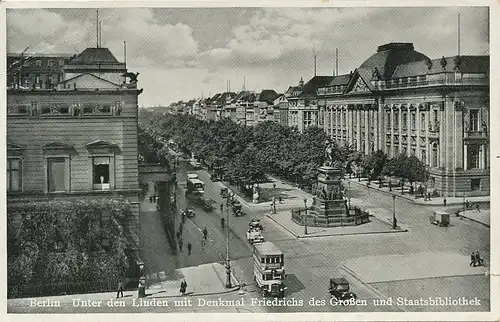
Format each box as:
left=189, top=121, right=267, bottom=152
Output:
left=359, top=43, right=430, bottom=79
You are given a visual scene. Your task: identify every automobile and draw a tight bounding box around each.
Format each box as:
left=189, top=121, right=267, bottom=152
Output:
left=181, top=208, right=196, bottom=218
left=246, top=228, right=265, bottom=244
left=232, top=202, right=246, bottom=217
left=220, top=187, right=229, bottom=198
left=328, top=278, right=357, bottom=301
left=201, top=197, right=215, bottom=212
left=249, top=218, right=263, bottom=230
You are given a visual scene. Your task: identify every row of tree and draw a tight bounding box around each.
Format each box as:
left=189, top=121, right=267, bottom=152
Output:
left=139, top=111, right=429, bottom=192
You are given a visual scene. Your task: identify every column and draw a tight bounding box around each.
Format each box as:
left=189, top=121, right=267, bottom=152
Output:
left=330, top=106, right=333, bottom=139
left=364, top=106, right=369, bottom=154
left=479, top=145, right=485, bottom=169
left=463, top=144, right=468, bottom=170
left=340, top=107, right=344, bottom=143
left=439, top=103, right=446, bottom=168
left=390, top=106, right=395, bottom=158
left=378, top=100, right=384, bottom=150
left=398, top=105, right=403, bottom=152
left=416, top=106, right=421, bottom=158
left=357, top=108, right=361, bottom=151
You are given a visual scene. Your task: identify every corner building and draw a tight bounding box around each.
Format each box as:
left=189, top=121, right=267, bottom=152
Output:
left=290, top=43, right=489, bottom=197
left=7, top=47, right=143, bottom=264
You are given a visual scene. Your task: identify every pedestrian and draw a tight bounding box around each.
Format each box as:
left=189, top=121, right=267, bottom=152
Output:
left=181, top=211, right=186, bottom=224
left=279, top=196, right=283, bottom=204
left=187, top=242, right=192, bottom=255
left=220, top=203, right=224, bottom=212
left=178, top=239, right=183, bottom=252
left=180, top=280, right=187, bottom=295
left=428, top=192, right=431, bottom=201
left=176, top=230, right=181, bottom=240
left=470, top=252, right=476, bottom=267
left=116, top=281, right=124, bottom=299
left=476, top=203, right=480, bottom=212
left=221, top=217, right=225, bottom=229
left=476, top=252, right=483, bottom=266
left=443, top=198, right=447, bottom=207
left=149, top=196, right=153, bottom=203
left=203, top=227, right=208, bottom=240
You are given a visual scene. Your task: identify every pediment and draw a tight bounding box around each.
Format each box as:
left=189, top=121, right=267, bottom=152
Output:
left=60, top=73, right=121, bottom=89
left=86, top=140, right=119, bottom=154
left=7, top=142, right=26, bottom=156
left=345, top=70, right=372, bottom=94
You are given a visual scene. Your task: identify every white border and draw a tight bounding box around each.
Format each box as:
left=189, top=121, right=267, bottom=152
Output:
left=1, top=1, right=498, bottom=321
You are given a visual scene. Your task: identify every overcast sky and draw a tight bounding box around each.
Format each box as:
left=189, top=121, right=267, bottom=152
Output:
left=7, top=7, right=489, bottom=107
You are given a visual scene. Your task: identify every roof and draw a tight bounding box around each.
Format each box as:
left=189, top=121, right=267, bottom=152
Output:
left=188, top=178, right=204, bottom=184
left=231, top=91, right=257, bottom=103
left=67, top=47, right=120, bottom=65
left=301, top=76, right=335, bottom=95
left=254, top=241, right=282, bottom=256
left=330, top=277, right=349, bottom=284
left=257, top=89, right=280, bottom=103
left=392, top=55, right=489, bottom=78
left=328, top=74, right=351, bottom=86
left=359, top=43, right=430, bottom=79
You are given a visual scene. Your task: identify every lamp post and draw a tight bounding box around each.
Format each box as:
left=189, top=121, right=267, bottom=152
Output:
left=392, top=195, right=397, bottom=229
left=225, top=193, right=232, bottom=288
left=463, top=193, right=467, bottom=215
left=348, top=181, right=351, bottom=209
left=272, top=183, right=277, bottom=214
left=303, top=198, right=308, bottom=235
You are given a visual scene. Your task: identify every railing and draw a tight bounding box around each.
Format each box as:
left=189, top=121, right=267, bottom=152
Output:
left=374, top=73, right=488, bottom=90
left=7, top=102, right=122, bottom=117
left=464, top=130, right=487, bottom=139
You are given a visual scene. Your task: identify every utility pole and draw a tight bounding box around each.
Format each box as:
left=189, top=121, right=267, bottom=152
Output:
left=392, top=195, right=397, bottom=229
left=225, top=194, right=232, bottom=288
left=457, top=13, right=461, bottom=56
left=96, top=9, right=99, bottom=48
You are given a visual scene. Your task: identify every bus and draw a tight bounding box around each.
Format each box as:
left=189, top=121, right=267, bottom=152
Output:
left=253, top=242, right=286, bottom=297
left=186, top=178, right=204, bottom=195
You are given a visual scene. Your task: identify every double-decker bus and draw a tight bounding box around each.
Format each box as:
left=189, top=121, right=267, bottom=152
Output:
left=253, top=242, right=286, bottom=297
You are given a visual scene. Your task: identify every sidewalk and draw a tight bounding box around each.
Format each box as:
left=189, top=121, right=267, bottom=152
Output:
left=267, top=210, right=406, bottom=239
left=459, top=209, right=490, bottom=227
left=341, top=252, right=488, bottom=284
left=8, top=262, right=240, bottom=308
left=345, top=177, right=490, bottom=206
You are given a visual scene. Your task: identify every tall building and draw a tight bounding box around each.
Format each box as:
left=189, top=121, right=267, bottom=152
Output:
left=288, top=43, right=489, bottom=197
left=7, top=47, right=143, bottom=262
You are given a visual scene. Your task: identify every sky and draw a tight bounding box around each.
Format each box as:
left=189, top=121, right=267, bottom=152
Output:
left=6, top=6, right=489, bottom=107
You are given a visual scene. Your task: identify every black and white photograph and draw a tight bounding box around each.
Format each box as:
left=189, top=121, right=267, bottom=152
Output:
left=3, top=1, right=498, bottom=320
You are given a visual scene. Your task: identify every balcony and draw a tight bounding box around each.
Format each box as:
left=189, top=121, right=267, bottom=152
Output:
left=374, top=73, right=488, bottom=90
left=464, top=130, right=487, bottom=139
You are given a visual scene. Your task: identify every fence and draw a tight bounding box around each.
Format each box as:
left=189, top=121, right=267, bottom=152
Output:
left=291, top=206, right=370, bottom=227
left=8, top=276, right=138, bottom=299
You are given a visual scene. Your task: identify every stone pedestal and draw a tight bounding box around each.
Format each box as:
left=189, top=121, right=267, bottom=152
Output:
left=291, top=165, right=369, bottom=227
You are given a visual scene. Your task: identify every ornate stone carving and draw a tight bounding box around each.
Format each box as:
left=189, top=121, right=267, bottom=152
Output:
left=440, top=56, right=447, bottom=69
left=453, top=56, right=462, bottom=70
left=426, top=58, right=433, bottom=70
left=454, top=100, right=465, bottom=111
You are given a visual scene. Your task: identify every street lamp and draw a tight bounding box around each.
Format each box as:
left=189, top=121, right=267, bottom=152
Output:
left=348, top=181, right=351, bottom=209
left=272, top=183, right=277, bottom=214
left=225, top=193, right=232, bottom=288
left=462, top=193, right=467, bottom=216
left=392, top=195, right=397, bottom=229
left=303, top=198, right=308, bottom=235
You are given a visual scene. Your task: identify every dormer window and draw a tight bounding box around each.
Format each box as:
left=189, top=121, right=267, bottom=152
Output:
left=59, top=59, right=64, bottom=67
left=36, top=60, right=42, bottom=67
left=48, top=60, right=54, bottom=68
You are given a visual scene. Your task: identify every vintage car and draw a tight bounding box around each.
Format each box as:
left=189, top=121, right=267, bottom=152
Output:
left=246, top=228, right=265, bottom=244
left=201, top=197, right=215, bottom=212
left=181, top=208, right=196, bottom=219
left=249, top=218, right=263, bottom=230
left=232, top=202, right=245, bottom=216
left=329, top=278, right=357, bottom=301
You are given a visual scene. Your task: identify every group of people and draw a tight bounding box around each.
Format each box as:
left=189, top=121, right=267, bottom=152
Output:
left=470, top=252, right=484, bottom=267
left=465, top=200, right=481, bottom=212
left=179, top=279, right=188, bottom=295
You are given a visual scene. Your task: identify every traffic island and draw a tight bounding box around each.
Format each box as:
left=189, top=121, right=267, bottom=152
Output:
left=268, top=210, right=406, bottom=238
left=340, top=252, right=490, bottom=311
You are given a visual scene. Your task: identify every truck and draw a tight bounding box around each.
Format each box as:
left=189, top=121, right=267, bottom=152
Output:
left=186, top=177, right=204, bottom=195
left=246, top=228, right=264, bottom=244
left=253, top=242, right=286, bottom=297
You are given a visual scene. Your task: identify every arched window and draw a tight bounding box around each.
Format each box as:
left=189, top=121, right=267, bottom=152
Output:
left=432, top=143, right=438, bottom=167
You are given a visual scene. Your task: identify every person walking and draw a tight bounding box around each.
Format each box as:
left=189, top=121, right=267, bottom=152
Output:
left=187, top=242, right=192, bottom=255
left=180, top=280, right=187, bottom=295
left=476, top=203, right=480, bottom=212
left=220, top=203, right=224, bottom=212
left=221, top=217, right=225, bottom=229
left=443, top=198, right=447, bottom=207
left=116, top=281, right=124, bottom=299
left=178, top=238, right=183, bottom=252
left=203, top=227, right=208, bottom=240
left=470, top=252, right=476, bottom=267
left=278, top=196, right=283, bottom=204
left=476, top=252, right=483, bottom=266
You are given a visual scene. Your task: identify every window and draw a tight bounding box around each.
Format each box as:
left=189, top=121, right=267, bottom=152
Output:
left=393, top=111, right=399, bottom=129
left=432, top=143, right=438, bottom=167
left=469, top=110, right=479, bottom=132
left=411, top=148, right=416, bottom=156
left=386, top=112, right=391, bottom=129
left=421, top=150, right=426, bottom=164
left=402, top=112, right=407, bottom=130
left=411, top=112, right=416, bottom=130
left=48, top=158, right=67, bottom=192
left=48, top=60, right=54, bottom=68
left=471, top=178, right=481, bottom=191
left=59, top=59, right=65, bottom=67
left=467, top=144, right=479, bottom=169
left=7, top=158, right=22, bottom=192
left=394, top=146, right=399, bottom=155
left=93, top=157, right=110, bottom=190
left=36, top=60, right=42, bottom=67
left=433, top=110, right=438, bottom=124
left=420, top=113, right=426, bottom=131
